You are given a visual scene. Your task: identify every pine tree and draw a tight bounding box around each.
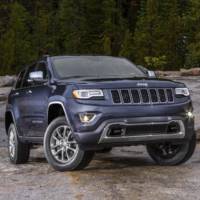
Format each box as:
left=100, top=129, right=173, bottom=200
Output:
left=133, top=0, right=184, bottom=69
left=185, top=0, right=200, bottom=67
left=119, top=30, right=135, bottom=60
left=124, top=0, right=141, bottom=32
left=0, top=0, right=198, bottom=74
left=58, top=0, right=85, bottom=54
left=119, top=0, right=142, bottom=61
left=80, top=0, right=105, bottom=54
left=0, top=2, right=9, bottom=37
left=0, top=2, right=10, bottom=73
left=32, top=7, right=51, bottom=57
left=160, top=0, right=185, bottom=69
left=0, top=2, right=32, bottom=74
left=111, top=0, right=127, bottom=56
left=102, top=0, right=126, bottom=56
left=102, top=0, right=116, bottom=55
left=133, top=0, right=162, bottom=67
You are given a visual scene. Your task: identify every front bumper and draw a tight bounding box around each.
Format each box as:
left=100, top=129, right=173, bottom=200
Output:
left=74, top=116, right=194, bottom=149
left=66, top=100, right=195, bottom=150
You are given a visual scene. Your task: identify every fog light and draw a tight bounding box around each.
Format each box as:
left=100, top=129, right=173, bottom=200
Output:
left=79, top=113, right=96, bottom=123
left=187, top=111, right=194, bottom=118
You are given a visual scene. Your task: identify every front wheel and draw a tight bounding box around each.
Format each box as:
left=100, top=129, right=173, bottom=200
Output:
left=146, top=133, right=196, bottom=166
left=44, top=117, right=94, bottom=171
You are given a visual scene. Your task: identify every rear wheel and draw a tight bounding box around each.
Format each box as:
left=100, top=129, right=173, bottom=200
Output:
left=146, top=133, right=196, bottom=165
left=8, top=124, right=30, bottom=164
left=44, top=117, right=94, bottom=171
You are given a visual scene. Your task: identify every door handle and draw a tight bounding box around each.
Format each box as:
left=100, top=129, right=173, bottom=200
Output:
left=12, top=92, right=19, bottom=97
left=26, top=90, right=32, bottom=94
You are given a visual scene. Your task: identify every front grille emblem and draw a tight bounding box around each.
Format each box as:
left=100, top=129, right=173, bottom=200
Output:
left=137, top=83, right=148, bottom=87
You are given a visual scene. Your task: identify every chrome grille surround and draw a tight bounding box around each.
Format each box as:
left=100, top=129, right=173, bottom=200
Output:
left=110, top=88, right=174, bottom=104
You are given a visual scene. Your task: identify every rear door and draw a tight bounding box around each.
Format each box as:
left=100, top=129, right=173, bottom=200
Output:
left=10, top=69, right=27, bottom=137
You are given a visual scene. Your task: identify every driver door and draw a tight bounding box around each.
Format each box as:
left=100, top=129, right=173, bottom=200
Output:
left=20, top=62, right=51, bottom=137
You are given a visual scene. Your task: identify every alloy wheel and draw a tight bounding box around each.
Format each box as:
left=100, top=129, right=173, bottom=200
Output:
left=154, top=143, right=181, bottom=159
left=50, top=125, right=79, bottom=164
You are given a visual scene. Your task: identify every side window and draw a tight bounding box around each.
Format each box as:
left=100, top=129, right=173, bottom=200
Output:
left=21, top=62, right=48, bottom=88
left=31, top=62, right=48, bottom=86
left=36, top=62, right=48, bottom=80
left=15, top=70, right=26, bottom=89
left=21, top=64, right=37, bottom=88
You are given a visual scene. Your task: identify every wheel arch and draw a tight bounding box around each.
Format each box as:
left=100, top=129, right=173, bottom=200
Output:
left=5, top=111, right=15, bottom=135
left=48, top=101, right=71, bottom=126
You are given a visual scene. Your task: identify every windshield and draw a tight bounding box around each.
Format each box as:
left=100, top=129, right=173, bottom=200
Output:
left=51, top=56, right=145, bottom=79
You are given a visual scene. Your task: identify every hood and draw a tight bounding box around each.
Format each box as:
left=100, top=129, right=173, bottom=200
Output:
left=57, top=77, right=185, bottom=89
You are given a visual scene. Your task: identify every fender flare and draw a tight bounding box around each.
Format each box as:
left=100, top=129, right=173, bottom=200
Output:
left=47, top=101, right=73, bottom=130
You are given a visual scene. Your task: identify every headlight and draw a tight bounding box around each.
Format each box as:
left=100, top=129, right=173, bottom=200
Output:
left=175, top=88, right=190, bottom=97
left=72, top=89, right=104, bottom=99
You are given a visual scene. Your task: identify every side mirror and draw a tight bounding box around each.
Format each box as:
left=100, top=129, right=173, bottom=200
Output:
left=28, top=71, right=47, bottom=83
left=137, top=65, right=157, bottom=78
left=147, top=70, right=156, bottom=78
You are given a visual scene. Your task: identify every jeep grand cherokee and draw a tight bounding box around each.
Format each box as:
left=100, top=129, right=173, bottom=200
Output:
left=5, top=55, right=196, bottom=171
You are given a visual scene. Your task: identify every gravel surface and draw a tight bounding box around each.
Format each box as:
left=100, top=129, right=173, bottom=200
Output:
left=0, top=76, right=200, bottom=200
left=0, top=145, right=200, bottom=200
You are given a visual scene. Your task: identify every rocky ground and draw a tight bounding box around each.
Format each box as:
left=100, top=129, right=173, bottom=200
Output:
left=0, top=75, right=200, bottom=200
left=1, top=144, right=200, bottom=200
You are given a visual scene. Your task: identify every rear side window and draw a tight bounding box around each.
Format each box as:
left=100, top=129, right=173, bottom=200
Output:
left=15, top=70, right=26, bottom=89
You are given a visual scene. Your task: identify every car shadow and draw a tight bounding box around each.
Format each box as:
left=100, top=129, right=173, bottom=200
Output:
left=28, top=154, right=155, bottom=171
left=83, top=155, right=156, bottom=171
left=29, top=157, right=47, bottom=163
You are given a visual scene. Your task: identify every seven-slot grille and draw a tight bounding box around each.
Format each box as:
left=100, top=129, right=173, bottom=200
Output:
left=111, top=88, right=174, bottom=104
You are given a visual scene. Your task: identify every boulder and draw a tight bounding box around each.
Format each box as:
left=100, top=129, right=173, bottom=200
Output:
left=0, top=87, right=12, bottom=102
left=155, top=70, right=180, bottom=77
left=0, top=95, right=7, bottom=102
left=0, top=75, right=16, bottom=87
left=180, top=68, right=200, bottom=76
left=155, top=71, right=168, bottom=77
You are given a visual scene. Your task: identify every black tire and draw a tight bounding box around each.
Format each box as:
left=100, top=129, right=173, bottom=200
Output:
left=146, top=133, right=196, bottom=166
left=8, top=123, right=30, bottom=164
left=177, top=133, right=196, bottom=164
left=96, top=147, right=112, bottom=153
left=44, top=117, right=94, bottom=172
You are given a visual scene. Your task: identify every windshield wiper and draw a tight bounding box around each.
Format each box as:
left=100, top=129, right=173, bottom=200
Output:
left=83, top=76, right=147, bottom=80
left=61, top=75, right=98, bottom=79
